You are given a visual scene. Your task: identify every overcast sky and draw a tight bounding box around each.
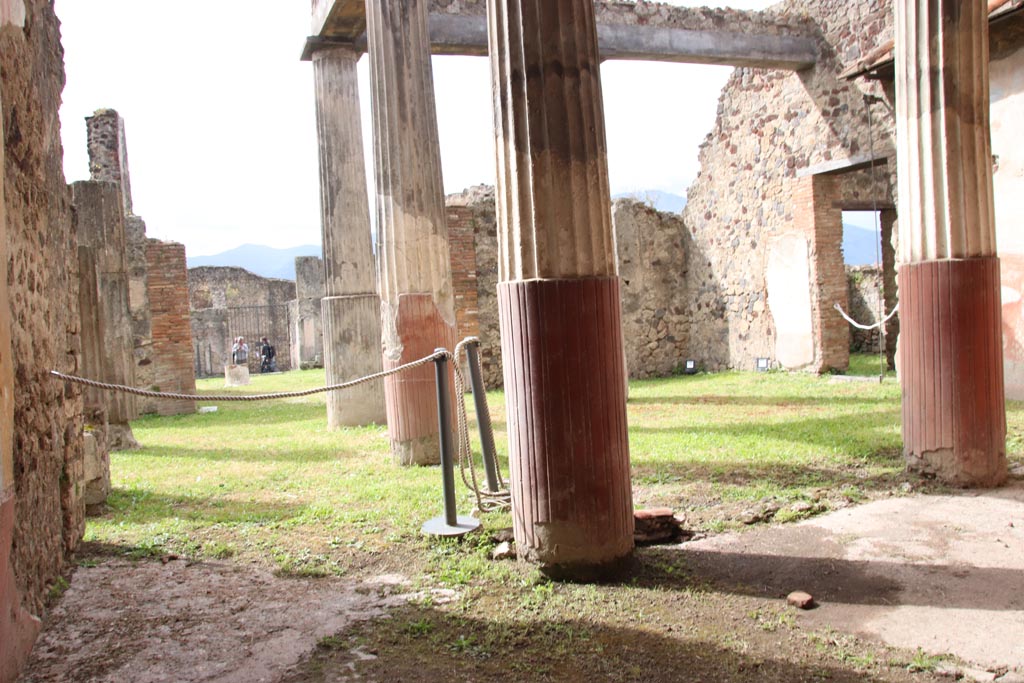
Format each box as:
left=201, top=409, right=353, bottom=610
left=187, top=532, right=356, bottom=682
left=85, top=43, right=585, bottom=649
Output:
left=56, top=0, right=773, bottom=257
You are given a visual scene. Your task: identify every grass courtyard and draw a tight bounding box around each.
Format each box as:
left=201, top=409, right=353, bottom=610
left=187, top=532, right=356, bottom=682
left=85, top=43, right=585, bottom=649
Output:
left=78, top=356, right=1024, bottom=681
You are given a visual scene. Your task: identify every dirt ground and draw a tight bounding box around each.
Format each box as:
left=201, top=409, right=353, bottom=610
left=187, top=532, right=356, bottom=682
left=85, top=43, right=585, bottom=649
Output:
left=18, top=484, right=1024, bottom=682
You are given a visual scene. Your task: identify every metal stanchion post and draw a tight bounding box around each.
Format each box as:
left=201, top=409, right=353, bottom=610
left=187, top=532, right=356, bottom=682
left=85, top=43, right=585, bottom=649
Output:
left=421, top=350, right=481, bottom=537
left=465, top=340, right=500, bottom=493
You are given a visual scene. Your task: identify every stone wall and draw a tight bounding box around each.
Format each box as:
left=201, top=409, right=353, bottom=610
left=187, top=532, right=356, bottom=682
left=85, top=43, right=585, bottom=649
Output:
left=189, top=267, right=296, bottom=376
left=612, top=199, right=688, bottom=377
left=190, top=309, right=231, bottom=379
left=290, top=256, right=324, bottom=370
left=146, top=241, right=196, bottom=414
left=1, top=1, right=84, bottom=678
left=682, top=0, right=896, bottom=371
left=446, top=186, right=501, bottom=388
left=447, top=188, right=692, bottom=385
left=846, top=265, right=884, bottom=353
left=125, top=215, right=156, bottom=408
left=71, top=181, right=138, bottom=449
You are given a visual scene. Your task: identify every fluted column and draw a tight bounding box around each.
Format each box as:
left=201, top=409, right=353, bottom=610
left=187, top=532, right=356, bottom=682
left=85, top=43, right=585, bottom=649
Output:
left=488, top=0, right=633, bottom=574
left=895, top=0, right=1006, bottom=485
left=313, top=46, right=387, bottom=428
left=367, top=0, right=456, bottom=465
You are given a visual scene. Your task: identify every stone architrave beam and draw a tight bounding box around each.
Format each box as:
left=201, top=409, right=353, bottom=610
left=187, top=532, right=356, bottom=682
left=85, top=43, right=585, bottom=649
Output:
left=312, top=46, right=387, bottom=429
left=489, top=0, right=634, bottom=575
left=367, top=0, right=457, bottom=466
left=302, top=9, right=818, bottom=70
left=895, top=0, right=1006, bottom=486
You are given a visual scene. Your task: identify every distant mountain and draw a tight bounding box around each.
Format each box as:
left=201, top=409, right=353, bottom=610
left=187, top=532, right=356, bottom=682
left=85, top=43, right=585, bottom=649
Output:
left=613, top=190, right=687, bottom=214
left=843, top=224, right=883, bottom=266
left=187, top=244, right=321, bottom=280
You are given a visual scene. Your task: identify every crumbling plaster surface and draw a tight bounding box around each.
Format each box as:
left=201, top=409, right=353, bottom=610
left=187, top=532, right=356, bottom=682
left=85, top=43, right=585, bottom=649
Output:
left=991, top=24, right=1024, bottom=399
left=2, top=0, right=84, bottom=677
left=682, top=0, right=895, bottom=371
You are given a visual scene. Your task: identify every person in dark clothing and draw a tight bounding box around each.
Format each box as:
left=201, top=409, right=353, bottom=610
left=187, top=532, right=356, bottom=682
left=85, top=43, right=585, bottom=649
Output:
left=259, top=337, right=276, bottom=373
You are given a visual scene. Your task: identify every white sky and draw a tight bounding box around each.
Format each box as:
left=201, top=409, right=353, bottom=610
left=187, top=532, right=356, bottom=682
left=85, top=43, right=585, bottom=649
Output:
left=56, top=0, right=773, bottom=257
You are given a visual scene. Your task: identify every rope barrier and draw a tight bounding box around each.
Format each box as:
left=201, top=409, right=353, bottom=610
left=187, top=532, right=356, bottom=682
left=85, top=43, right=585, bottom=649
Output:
left=452, top=338, right=511, bottom=513
left=833, top=301, right=899, bottom=331
left=49, top=351, right=445, bottom=402
left=51, top=339, right=512, bottom=513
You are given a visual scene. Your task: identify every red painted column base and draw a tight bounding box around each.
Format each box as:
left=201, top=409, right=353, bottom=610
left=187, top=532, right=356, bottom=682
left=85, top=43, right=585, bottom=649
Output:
left=899, top=257, right=1007, bottom=486
left=498, top=277, right=634, bottom=575
left=1, top=490, right=42, bottom=683
left=383, top=293, right=456, bottom=466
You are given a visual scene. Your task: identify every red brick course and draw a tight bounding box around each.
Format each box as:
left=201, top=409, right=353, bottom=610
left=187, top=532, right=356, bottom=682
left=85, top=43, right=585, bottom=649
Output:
left=145, top=240, right=197, bottom=415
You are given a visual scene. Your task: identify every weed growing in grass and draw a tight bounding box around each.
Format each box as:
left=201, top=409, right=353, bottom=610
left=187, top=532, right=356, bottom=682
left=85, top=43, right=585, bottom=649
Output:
left=404, top=618, right=434, bottom=637
left=905, top=648, right=943, bottom=673
left=46, top=576, right=69, bottom=602
left=316, top=635, right=345, bottom=650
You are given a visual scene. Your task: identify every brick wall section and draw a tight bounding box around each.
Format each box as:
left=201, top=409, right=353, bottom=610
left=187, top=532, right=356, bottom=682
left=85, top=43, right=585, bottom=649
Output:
left=145, top=240, right=197, bottom=415
left=792, top=174, right=849, bottom=372
left=447, top=204, right=480, bottom=343
left=446, top=186, right=502, bottom=388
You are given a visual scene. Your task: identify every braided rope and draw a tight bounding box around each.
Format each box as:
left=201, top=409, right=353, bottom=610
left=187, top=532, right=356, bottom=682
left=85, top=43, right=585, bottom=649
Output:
left=53, top=340, right=512, bottom=512
left=49, top=351, right=445, bottom=402
left=452, top=338, right=512, bottom=513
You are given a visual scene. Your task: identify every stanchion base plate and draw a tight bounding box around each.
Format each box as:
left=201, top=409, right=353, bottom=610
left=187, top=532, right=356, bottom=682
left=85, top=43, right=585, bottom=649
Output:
left=422, top=515, right=481, bottom=537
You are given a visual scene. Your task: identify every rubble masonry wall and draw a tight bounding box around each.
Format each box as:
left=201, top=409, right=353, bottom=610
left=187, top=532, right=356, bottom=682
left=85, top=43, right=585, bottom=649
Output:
left=1, top=1, right=84, bottom=677
left=682, top=0, right=895, bottom=370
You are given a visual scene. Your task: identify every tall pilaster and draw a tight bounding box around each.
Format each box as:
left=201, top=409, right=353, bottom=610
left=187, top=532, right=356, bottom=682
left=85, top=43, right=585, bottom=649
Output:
left=71, top=181, right=139, bottom=450
left=488, top=0, right=633, bottom=573
left=312, top=48, right=386, bottom=428
left=367, top=1, right=456, bottom=465
left=895, top=0, right=1006, bottom=485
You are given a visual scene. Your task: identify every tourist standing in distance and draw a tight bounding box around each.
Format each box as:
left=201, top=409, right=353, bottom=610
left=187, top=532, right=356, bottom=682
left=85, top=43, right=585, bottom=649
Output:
left=259, top=337, right=276, bottom=373
left=232, top=336, right=249, bottom=366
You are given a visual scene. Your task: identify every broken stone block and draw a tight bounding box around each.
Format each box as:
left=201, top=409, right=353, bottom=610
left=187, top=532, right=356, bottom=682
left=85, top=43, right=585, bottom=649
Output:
left=786, top=591, right=815, bottom=609
left=634, top=507, right=691, bottom=545
left=225, top=364, right=250, bottom=387
left=491, top=541, right=515, bottom=561
left=82, top=429, right=111, bottom=506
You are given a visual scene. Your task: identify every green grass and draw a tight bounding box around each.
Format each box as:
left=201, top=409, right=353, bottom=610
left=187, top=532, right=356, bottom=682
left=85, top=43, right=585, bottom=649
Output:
left=846, top=352, right=897, bottom=378
left=85, top=362, right=1024, bottom=574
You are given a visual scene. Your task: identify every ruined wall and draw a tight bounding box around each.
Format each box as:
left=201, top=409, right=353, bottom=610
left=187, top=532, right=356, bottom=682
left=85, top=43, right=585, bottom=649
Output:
left=71, top=181, right=138, bottom=449
left=146, top=241, right=196, bottom=414
left=191, top=308, right=230, bottom=379
left=682, top=0, right=895, bottom=371
left=447, top=188, right=693, bottom=385
left=1, top=1, right=84, bottom=678
left=846, top=265, right=885, bottom=353
left=447, top=186, right=501, bottom=388
left=189, top=267, right=295, bottom=376
left=84, top=110, right=196, bottom=415
left=991, top=14, right=1024, bottom=399
left=612, top=199, right=688, bottom=377
left=289, top=256, right=324, bottom=370
left=125, top=215, right=156, bottom=407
